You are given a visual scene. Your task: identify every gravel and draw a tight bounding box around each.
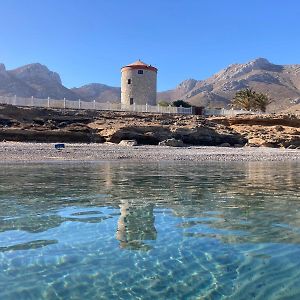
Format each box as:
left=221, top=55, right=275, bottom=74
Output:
left=0, top=142, right=299, bottom=163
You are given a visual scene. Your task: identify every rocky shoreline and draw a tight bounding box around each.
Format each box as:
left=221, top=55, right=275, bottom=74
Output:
left=0, top=104, right=299, bottom=150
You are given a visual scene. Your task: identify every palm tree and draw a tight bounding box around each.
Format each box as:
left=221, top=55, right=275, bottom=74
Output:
left=231, top=88, right=257, bottom=111
left=253, top=93, right=272, bottom=112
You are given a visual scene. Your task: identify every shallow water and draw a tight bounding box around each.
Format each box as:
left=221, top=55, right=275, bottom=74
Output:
left=0, top=161, right=299, bottom=299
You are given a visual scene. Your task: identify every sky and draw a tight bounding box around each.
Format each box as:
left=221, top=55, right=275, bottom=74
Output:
left=0, top=0, right=300, bottom=91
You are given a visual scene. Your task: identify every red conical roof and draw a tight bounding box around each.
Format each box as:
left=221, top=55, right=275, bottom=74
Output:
left=121, top=60, right=157, bottom=72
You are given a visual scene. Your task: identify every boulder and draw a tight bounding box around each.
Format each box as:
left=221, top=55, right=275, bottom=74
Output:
left=159, top=138, right=185, bottom=147
left=119, top=139, right=138, bottom=146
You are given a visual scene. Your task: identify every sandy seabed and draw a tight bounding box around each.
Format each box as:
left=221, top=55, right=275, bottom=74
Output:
left=0, top=142, right=299, bottom=163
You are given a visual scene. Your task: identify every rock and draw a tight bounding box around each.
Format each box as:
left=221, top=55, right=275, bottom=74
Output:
left=159, top=138, right=184, bottom=147
left=119, top=139, right=137, bottom=146
left=261, top=142, right=277, bottom=148
left=234, top=144, right=244, bottom=148
left=287, top=145, right=297, bottom=149
left=275, top=125, right=284, bottom=131
left=219, top=142, right=231, bottom=147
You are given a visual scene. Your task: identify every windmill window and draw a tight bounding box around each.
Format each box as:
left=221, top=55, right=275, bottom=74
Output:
left=138, top=70, right=143, bottom=74
left=130, top=98, right=134, bottom=105
left=128, top=79, right=131, bottom=84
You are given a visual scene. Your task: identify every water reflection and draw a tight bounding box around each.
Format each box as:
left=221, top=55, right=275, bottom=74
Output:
left=0, top=161, right=299, bottom=245
left=116, top=201, right=156, bottom=250
left=0, top=161, right=300, bottom=299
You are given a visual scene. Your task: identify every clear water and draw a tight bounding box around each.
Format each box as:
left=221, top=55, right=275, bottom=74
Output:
left=0, top=161, right=299, bottom=300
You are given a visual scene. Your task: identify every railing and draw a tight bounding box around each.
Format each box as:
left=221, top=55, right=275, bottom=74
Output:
left=0, top=95, right=193, bottom=115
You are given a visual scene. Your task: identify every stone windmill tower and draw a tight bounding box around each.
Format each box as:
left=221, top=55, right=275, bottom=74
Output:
left=121, top=60, right=157, bottom=106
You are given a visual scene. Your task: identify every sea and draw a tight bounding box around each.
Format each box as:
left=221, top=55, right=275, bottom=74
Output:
left=0, top=161, right=299, bottom=299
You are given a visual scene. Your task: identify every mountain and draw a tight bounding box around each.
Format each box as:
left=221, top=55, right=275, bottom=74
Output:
left=0, top=63, right=120, bottom=102
left=71, top=83, right=120, bottom=103
left=2, top=63, right=79, bottom=99
left=1, top=58, right=300, bottom=112
left=158, top=58, right=300, bottom=112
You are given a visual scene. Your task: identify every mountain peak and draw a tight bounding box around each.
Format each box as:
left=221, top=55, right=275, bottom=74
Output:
left=248, top=57, right=273, bottom=69
left=176, top=79, right=198, bottom=90
left=251, top=57, right=271, bottom=65
left=10, top=63, right=62, bottom=84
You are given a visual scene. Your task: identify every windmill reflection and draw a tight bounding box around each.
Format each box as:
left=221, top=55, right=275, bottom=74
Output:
left=116, top=200, right=157, bottom=250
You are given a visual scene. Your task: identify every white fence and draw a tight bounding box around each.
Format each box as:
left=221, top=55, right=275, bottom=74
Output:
left=203, top=108, right=260, bottom=116
left=0, top=95, right=263, bottom=116
left=0, top=95, right=193, bottom=115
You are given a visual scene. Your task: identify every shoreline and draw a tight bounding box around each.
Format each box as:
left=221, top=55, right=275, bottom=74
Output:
left=0, top=142, right=299, bottom=163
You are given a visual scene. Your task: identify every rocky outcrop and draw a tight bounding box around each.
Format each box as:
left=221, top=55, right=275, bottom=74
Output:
left=0, top=104, right=299, bottom=148
left=0, top=104, right=246, bottom=146
left=209, top=114, right=300, bottom=148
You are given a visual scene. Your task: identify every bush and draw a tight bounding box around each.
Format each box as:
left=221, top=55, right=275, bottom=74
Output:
left=172, top=100, right=191, bottom=108
left=158, top=100, right=170, bottom=107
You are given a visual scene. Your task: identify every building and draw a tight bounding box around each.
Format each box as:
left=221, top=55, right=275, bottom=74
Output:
left=121, top=60, right=157, bottom=106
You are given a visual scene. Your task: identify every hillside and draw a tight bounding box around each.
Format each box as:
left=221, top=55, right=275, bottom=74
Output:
left=158, top=58, right=300, bottom=112
left=71, top=83, right=120, bottom=103
left=0, top=63, right=120, bottom=102
left=1, top=58, right=300, bottom=112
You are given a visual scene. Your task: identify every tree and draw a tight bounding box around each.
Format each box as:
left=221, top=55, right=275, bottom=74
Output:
left=253, top=93, right=272, bottom=112
left=231, top=88, right=256, bottom=111
left=172, top=99, right=191, bottom=108
left=231, top=88, right=272, bottom=112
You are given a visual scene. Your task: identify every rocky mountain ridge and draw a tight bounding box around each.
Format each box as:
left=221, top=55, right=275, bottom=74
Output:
left=158, top=58, right=300, bottom=112
left=1, top=58, right=300, bottom=111
left=161, top=58, right=300, bottom=111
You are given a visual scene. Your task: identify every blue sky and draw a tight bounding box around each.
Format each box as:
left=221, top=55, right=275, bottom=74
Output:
left=0, top=0, right=299, bottom=91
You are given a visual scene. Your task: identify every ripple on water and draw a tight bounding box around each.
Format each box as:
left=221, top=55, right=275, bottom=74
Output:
left=0, top=161, right=299, bottom=299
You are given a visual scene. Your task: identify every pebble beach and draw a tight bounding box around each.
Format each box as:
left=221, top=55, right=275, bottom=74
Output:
left=0, top=142, right=299, bottom=162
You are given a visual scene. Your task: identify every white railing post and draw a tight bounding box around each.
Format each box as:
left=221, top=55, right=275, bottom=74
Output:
left=133, top=103, right=136, bottom=112
left=31, top=96, right=34, bottom=107
left=78, top=99, right=81, bottom=109
left=157, top=104, right=160, bottom=113
left=93, top=100, right=96, bottom=110
left=47, top=97, right=50, bottom=108
left=145, top=103, right=148, bottom=112
left=63, top=98, right=66, bottom=109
